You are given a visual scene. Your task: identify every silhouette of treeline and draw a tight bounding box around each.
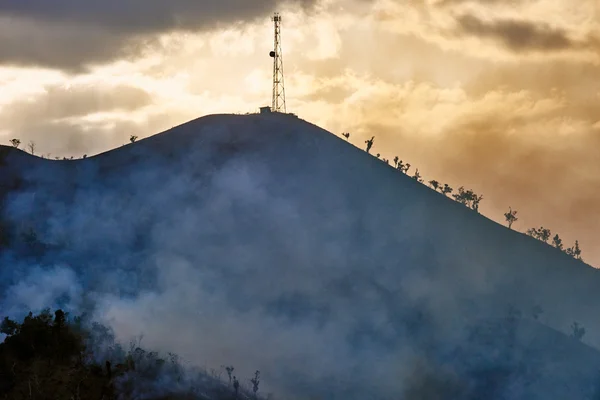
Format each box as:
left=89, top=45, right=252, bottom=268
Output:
left=525, top=226, right=582, bottom=259
left=0, top=309, right=268, bottom=400
left=7, top=134, right=138, bottom=161
left=339, top=133, right=585, bottom=262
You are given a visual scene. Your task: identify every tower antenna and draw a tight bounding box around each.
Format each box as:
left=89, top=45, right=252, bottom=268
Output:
left=269, top=13, right=286, bottom=113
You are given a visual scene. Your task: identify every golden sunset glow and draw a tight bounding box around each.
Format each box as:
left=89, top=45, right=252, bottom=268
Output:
left=0, top=0, right=599, bottom=265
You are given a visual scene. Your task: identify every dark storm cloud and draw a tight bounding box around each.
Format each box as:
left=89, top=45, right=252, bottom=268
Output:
left=0, top=16, right=156, bottom=72
left=456, top=14, right=575, bottom=52
left=0, top=0, right=319, bottom=70
left=0, top=0, right=318, bottom=34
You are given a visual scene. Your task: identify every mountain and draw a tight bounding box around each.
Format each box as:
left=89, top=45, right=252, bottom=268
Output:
left=1, top=112, right=600, bottom=399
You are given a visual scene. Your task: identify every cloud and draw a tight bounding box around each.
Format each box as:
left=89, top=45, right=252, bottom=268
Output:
left=0, top=84, right=153, bottom=125
left=0, top=0, right=317, bottom=34
left=436, top=0, right=530, bottom=6
left=0, top=0, right=320, bottom=70
left=0, top=111, right=190, bottom=158
left=0, top=83, right=158, bottom=156
left=0, top=17, right=157, bottom=72
left=455, top=14, right=582, bottom=52
left=371, top=0, right=600, bottom=63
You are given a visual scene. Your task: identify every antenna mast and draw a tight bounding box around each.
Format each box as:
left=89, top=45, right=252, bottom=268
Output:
left=269, top=13, right=286, bottom=113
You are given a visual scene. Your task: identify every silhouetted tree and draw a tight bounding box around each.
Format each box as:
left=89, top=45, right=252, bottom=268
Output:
left=538, top=227, right=551, bottom=243
left=571, top=322, right=585, bottom=340
left=504, top=207, right=518, bottom=229
left=342, top=132, right=350, bottom=141
left=441, top=184, right=453, bottom=196
left=9, top=138, right=20, bottom=148
left=382, top=158, right=389, bottom=164
left=233, top=376, right=240, bottom=398
left=365, top=136, right=374, bottom=153
left=429, top=180, right=440, bottom=191
left=452, top=186, right=483, bottom=211
left=393, top=156, right=399, bottom=167
left=130, top=135, right=138, bottom=143
left=53, top=309, right=66, bottom=331
left=527, top=226, right=551, bottom=243
left=573, top=240, right=582, bottom=260
left=412, top=169, right=423, bottom=183
left=397, top=161, right=411, bottom=174
left=251, top=370, right=260, bottom=398
left=27, top=141, right=35, bottom=155
left=225, top=365, right=234, bottom=385
left=473, top=194, right=483, bottom=213
left=0, top=317, right=19, bottom=335
left=552, top=234, right=563, bottom=250
left=376, top=153, right=380, bottom=158
left=566, top=240, right=582, bottom=260
left=452, top=186, right=468, bottom=205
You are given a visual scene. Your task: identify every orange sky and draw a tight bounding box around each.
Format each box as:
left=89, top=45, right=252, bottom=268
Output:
left=0, top=0, right=598, bottom=266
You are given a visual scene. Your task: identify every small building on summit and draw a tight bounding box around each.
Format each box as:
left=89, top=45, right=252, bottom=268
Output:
left=259, top=106, right=296, bottom=118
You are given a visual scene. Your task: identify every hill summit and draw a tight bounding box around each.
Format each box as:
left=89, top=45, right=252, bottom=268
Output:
left=1, top=113, right=600, bottom=399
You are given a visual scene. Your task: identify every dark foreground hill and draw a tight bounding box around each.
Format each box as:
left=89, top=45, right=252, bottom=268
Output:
left=1, top=113, right=600, bottom=399
left=0, top=309, right=267, bottom=400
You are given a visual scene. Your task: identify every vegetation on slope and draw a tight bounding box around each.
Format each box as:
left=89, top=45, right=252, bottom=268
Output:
left=346, top=133, right=586, bottom=262
left=0, top=310, right=265, bottom=400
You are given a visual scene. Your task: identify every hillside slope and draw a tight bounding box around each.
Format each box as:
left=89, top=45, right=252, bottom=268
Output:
left=1, top=113, right=600, bottom=399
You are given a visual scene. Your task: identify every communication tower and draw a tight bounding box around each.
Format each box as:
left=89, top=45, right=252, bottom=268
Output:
left=269, top=13, right=286, bottom=113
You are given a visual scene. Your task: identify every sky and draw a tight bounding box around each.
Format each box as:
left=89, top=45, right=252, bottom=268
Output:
left=0, top=0, right=598, bottom=266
